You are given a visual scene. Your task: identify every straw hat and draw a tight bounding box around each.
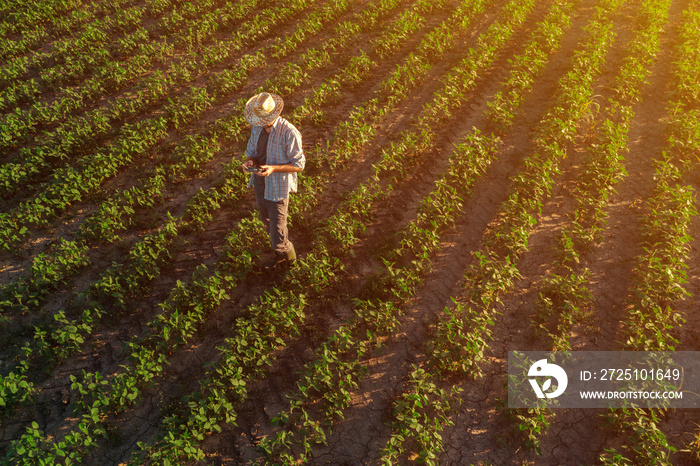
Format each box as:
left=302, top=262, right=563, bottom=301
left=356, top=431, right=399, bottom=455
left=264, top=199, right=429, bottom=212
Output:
left=244, top=92, right=284, bottom=126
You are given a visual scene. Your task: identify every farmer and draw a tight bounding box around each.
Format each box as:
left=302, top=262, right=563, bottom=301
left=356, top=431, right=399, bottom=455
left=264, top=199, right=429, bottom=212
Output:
left=241, top=92, right=305, bottom=270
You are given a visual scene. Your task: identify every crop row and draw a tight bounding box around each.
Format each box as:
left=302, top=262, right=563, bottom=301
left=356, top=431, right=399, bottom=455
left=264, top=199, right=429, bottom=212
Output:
left=0, top=0, right=86, bottom=39
left=17, top=0, right=419, bottom=359
left=0, top=0, right=295, bottom=114
left=0, top=0, right=187, bottom=111
left=394, top=0, right=624, bottom=455
left=4, top=212, right=270, bottom=464
left=108, top=0, right=521, bottom=461
left=0, top=0, right=291, bottom=186
left=374, top=0, right=591, bottom=458
left=0, top=0, right=391, bottom=196
left=601, top=1, right=700, bottom=463
left=0, top=0, right=145, bottom=87
left=534, top=0, right=669, bottom=356
left=0, top=239, right=89, bottom=319
left=0, top=0, right=144, bottom=61
left=518, top=0, right=674, bottom=459
left=374, top=132, right=503, bottom=464
left=1, top=0, right=426, bottom=395
left=0, top=0, right=408, bottom=205
left=46, top=3, right=452, bottom=328
left=61, top=0, right=368, bottom=303
left=0, top=0, right=320, bottom=246
left=0, top=0, right=412, bottom=421
left=4, top=0, right=460, bottom=460
left=0, top=0, right=267, bottom=153
left=252, top=0, right=551, bottom=461
left=619, top=2, right=700, bottom=352
left=433, top=1, right=620, bottom=373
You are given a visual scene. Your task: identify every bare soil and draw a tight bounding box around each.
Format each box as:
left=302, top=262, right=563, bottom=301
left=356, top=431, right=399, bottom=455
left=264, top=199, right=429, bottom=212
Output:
left=1, top=0, right=699, bottom=464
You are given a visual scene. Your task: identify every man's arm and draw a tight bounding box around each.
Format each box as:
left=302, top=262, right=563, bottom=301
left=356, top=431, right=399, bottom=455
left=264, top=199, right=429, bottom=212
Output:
left=256, top=163, right=302, bottom=176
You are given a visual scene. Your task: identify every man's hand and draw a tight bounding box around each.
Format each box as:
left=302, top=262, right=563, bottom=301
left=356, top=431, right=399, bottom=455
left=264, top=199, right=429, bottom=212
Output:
left=256, top=165, right=275, bottom=177
left=241, top=159, right=255, bottom=172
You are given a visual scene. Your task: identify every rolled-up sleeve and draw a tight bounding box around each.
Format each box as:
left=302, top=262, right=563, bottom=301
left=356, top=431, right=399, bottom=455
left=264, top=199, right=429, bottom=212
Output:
left=287, top=128, right=305, bottom=170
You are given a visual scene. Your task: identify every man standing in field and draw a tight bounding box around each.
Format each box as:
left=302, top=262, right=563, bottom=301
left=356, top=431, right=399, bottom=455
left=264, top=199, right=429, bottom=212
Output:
left=241, top=92, right=305, bottom=270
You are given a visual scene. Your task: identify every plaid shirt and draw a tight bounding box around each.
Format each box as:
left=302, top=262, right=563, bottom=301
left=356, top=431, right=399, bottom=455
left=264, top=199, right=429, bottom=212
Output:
left=246, top=117, right=305, bottom=201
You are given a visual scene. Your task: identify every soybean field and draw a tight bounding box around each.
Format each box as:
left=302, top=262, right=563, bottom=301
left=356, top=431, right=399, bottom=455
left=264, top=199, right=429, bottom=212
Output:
left=1, top=0, right=699, bottom=463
